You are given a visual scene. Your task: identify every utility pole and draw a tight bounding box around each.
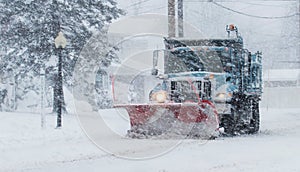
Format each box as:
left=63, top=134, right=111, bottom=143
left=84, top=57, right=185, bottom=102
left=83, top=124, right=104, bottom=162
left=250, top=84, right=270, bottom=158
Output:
left=168, top=0, right=176, bottom=37
left=298, top=0, right=300, bottom=86
left=178, top=0, right=184, bottom=37
left=298, top=0, right=300, bottom=69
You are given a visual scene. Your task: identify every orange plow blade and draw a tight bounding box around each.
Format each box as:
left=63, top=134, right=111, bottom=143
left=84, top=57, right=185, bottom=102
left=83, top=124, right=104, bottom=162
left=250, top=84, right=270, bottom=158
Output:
left=114, top=100, right=219, bottom=139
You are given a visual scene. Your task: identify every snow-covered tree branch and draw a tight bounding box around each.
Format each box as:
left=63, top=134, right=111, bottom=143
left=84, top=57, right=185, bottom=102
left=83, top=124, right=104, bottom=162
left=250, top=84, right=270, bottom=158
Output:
left=0, top=0, right=124, bottom=111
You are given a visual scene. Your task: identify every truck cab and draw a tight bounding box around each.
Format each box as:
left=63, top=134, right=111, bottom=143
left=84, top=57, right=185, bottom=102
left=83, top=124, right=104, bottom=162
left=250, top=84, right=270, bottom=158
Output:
left=150, top=25, right=262, bottom=135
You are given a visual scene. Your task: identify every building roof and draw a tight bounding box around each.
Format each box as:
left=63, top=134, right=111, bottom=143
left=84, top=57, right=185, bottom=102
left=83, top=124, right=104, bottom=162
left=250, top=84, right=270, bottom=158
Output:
left=263, top=69, right=300, bottom=81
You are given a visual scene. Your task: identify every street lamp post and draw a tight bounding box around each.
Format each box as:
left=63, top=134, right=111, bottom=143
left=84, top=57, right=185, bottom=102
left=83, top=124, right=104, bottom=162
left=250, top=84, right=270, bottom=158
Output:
left=40, top=67, right=45, bottom=128
left=54, top=31, right=67, bottom=128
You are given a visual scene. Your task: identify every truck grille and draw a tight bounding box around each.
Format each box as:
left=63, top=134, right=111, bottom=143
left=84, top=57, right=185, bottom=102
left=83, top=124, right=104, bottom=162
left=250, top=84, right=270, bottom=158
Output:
left=170, top=80, right=211, bottom=103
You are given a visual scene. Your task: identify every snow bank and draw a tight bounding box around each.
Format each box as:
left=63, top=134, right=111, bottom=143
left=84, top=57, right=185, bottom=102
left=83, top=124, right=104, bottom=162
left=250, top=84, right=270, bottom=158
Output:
left=261, top=87, right=300, bottom=108
left=0, top=112, right=102, bottom=172
left=1, top=108, right=300, bottom=172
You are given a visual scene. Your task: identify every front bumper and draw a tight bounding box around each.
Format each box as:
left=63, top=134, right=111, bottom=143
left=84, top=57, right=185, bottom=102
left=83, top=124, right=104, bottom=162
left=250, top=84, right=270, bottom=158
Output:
left=214, top=102, right=231, bottom=114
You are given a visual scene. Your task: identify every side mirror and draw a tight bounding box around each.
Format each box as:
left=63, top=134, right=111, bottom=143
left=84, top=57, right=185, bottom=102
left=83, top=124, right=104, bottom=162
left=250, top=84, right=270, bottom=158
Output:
left=151, top=68, right=158, bottom=76
left=153, top=50, right=158, bottom=66
left=158, top=74, right=168, bottom=79
left=226, top=76, right=231, bottom=82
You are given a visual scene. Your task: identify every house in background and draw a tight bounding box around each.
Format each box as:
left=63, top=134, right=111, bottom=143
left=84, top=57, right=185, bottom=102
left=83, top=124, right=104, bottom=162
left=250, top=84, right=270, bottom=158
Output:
left=263, top=69, right=300, bottom=87
left=262, top=69, right=300, bottom=108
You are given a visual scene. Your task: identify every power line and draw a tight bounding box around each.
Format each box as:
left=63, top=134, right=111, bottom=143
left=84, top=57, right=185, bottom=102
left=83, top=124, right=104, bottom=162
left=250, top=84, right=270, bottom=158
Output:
left=238, top=1, right=290, bottom=7
left=212, top=2, right=299, bottom=19
left=124, top=0, right=151, bottom=10
left=137, top=6, right=166, bottom=14
left=185, top=0, right=297, bottom=2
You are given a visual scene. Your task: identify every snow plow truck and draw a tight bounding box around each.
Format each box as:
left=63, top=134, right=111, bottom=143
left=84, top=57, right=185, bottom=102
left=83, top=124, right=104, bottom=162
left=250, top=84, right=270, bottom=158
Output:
left=115, top=25, right=263, bottom=138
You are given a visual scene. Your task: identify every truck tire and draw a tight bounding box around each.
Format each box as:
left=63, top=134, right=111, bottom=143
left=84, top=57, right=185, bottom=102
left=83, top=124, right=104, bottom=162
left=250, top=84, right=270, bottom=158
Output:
left=221, top=114, right=235, bottom=136
left=248, top=100, right=260, bottom=134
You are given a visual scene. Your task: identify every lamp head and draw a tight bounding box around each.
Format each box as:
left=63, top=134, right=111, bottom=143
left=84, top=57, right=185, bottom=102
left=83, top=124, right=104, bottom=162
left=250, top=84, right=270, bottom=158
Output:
left=55, top=32, right=67, bottom=48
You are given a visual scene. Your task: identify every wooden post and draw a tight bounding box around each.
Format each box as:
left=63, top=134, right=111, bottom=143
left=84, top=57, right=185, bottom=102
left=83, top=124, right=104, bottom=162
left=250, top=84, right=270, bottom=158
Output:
left=298, top=1, right=300, bottom=69
left=168, top=0, right=176, bottom=37
left=178, top=0, right=184, bottom=37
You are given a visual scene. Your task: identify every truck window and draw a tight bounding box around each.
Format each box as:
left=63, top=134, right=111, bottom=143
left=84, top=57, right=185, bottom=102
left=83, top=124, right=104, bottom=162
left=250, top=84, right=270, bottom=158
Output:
left=165, top=48, right=231, bottom=73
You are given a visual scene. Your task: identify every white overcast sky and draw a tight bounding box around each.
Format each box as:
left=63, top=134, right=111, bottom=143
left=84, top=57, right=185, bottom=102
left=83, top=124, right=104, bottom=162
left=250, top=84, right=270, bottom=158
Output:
left=112, top=0, right=299, bottom=69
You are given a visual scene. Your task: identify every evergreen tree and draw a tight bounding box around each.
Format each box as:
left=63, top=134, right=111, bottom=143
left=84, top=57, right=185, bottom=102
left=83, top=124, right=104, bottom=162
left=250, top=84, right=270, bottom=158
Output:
left=0, top=0, right=124, bottom=111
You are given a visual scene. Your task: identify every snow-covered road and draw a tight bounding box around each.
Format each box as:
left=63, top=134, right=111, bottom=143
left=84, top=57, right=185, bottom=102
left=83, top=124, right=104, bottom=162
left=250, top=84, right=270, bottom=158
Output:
left=0, top=108, right=300, bottom=172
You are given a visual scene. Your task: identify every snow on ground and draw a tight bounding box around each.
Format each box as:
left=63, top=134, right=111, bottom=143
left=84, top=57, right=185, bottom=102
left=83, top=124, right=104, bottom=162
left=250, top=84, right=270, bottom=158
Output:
left=0, top=107, right=300, bottom=172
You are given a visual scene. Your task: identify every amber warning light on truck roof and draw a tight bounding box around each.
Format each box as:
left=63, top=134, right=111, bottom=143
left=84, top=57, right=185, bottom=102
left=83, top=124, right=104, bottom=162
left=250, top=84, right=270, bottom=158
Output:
left=229, top=24, right=235, bottom=31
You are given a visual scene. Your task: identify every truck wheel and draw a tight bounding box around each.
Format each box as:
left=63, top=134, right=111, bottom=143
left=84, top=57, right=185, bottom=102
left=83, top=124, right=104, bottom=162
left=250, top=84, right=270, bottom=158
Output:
left=221, top=114, right=235, bottom=136
left=248, top=100, right=260, bottom=134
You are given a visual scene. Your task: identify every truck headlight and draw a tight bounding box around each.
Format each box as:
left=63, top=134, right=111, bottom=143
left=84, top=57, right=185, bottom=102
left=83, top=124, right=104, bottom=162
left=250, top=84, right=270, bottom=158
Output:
left=151, top=91, right=167, bottom=103
left=215, top=93, right=232, bottom=102
left=216, top=93, right=226, bottom=99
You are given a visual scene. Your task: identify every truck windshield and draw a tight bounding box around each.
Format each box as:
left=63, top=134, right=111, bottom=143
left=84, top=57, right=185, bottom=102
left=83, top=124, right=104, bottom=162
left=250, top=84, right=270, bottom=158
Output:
left=165, top=48, right=230, bottom=73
